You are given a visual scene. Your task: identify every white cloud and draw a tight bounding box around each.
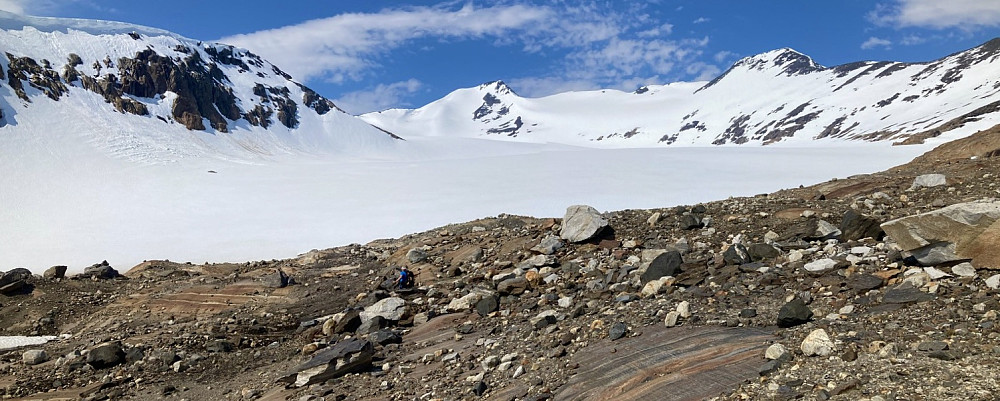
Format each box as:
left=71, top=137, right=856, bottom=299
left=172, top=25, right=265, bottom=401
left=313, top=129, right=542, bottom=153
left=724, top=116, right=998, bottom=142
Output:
left=0, top=0, right=27, bottom=13
left=861, top=36, right=893, bottom=50
left=870, top=0, right=1000, bottom=29
left=222, top=4, right=565, bottom=83
left=692, top=17, right=710, bottom=24
left=222, top=2, right=719, bottom=98
left=335, top=79, right=423, bottom=115
left=900, top=34, right=927, bottom=46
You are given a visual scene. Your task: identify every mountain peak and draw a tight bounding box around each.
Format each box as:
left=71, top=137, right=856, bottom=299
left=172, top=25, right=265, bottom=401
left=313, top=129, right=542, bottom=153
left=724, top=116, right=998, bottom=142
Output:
left=478, top=80, right=516, bottom=96
left=733, top=47, right=824, bottom=75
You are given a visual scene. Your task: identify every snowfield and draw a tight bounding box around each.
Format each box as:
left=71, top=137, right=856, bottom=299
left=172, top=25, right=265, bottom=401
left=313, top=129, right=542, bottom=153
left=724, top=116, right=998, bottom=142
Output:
left=2, top=130, right=935, bottom=272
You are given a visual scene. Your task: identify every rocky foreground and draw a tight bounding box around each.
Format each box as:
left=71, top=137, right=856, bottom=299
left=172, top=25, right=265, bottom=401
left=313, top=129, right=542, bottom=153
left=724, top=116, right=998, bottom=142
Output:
left=2, top=141, right=1000, bottom=401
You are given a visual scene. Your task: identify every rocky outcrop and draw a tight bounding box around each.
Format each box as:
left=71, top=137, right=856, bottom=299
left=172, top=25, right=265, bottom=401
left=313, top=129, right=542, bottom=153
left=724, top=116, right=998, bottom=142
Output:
left=278, top=339, right=374, bottom=387
left=881, top=199, right=1000, bottom=267
left=554, top=326, right=773, bottom=400
left=6, top=53, right=67, bottom=101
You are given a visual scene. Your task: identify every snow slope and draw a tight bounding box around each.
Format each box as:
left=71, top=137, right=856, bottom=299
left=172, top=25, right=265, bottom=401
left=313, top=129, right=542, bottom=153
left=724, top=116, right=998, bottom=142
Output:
left=0, top=11, right=399, bottom=164
left=362, top=40, right=1000, bottom=148
left=0, top=12, right=945, bottom=272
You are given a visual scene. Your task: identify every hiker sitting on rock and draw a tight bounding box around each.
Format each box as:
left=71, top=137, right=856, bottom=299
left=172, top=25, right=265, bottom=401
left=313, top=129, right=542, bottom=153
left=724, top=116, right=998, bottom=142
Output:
left=393, top=266, right=415, bottom=289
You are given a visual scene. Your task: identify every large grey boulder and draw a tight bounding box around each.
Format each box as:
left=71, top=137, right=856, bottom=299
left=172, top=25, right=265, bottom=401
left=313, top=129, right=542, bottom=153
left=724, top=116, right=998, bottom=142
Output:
left=277, top=339, right=374, bottom=387
left=560, top=205, right=608, bottom=243
left=881, top=199, right=1000, bottom=268
left=909, top=173, right=947, bottom=190
left=360, top=297, right=407, bottom=322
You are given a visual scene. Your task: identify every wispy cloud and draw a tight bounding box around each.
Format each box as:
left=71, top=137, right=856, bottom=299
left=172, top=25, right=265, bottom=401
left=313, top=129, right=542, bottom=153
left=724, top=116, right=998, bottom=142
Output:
left=335, top=79, right=423, bottom=115
left=870, top=0, right=1000, bottom=29
left=222, top=2, right=721, bottom=104
left=861, top=36, right=893, bottom=50
left=692, top=17, right=710, bottom=24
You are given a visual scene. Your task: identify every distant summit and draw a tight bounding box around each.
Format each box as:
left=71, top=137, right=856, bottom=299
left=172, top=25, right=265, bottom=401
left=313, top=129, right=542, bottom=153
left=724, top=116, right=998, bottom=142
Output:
left=0, top=11, right=398, bottom=163
left=363, top=39, right=1000, bottom=148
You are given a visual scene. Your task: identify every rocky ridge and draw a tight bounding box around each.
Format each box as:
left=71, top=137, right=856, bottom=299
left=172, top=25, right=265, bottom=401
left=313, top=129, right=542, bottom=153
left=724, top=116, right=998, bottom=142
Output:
left=2, top=151, right=1000, bottom=400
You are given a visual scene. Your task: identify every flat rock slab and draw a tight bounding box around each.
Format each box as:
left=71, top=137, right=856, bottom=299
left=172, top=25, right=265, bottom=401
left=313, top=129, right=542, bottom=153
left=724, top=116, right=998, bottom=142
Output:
left=554, top=326, right=774, bottom=401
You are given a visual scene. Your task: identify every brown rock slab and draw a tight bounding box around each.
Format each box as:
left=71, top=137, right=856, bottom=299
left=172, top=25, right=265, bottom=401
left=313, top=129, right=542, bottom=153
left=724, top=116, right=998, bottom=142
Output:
left=554, top=326, right=774, bottom=401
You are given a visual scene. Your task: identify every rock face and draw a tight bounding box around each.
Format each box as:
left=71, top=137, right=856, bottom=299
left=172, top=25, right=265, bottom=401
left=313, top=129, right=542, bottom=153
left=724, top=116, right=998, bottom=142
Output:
left=278, top=339, right=374, bottom=387
left=555, top=326, right=773, bottom=400
left=881, top=200, right=1000, bottom=268
left=560, top=205, right=608, bottom=242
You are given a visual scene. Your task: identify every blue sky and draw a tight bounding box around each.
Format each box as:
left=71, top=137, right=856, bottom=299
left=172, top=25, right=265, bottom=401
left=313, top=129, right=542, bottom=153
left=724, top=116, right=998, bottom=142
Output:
left=5, top=1, right=1000, bottom=114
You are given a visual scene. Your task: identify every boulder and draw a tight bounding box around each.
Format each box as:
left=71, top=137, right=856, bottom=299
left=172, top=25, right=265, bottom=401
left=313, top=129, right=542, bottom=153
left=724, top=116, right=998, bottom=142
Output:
left=909, top=173, right=947, bottom=190
left=881, top=200, right=1000, bottom=268
left=640, top=251, right=682, bottom=284
left=43, top=265, right=67, bottom=279
left=278, top=339, right=374, bottom=387
left=262, top=269, right=290, bottom=288
left=776, top=297, right=812, bottom=328
left=368, top=330, right=402, bottom=346
left=331, top=310, right=362, bottom=334
left=723, top=244, right=750, bottom=265
left=361, top=297, right=407, bottom=322
left=747, top=243, right=780, bottom=261
left=406, top=247, right=428, bottom=264
left=475, top=296, right=500, bottom=316
left=800, top=329, right=834, bottom=357
left=22, top=349, right=47, bottom=365
left=679, top=214, right=702, bottom=230
left=497, top=277, right=529, bottom=295
left=81, top=261, right=119, bottom=279
left=0, top=268, right=32, bottom=288
left=446, top=292, right=484, bottom=313
left=560, top=205, right=608, bottom=243
left=206, top=340, right=235, bottom=353
left=87, top=342, right=126, bottom=369
left=803, top=258, right=840, bottom=273
left=531, top=235, right=565, bottom=255
left=357, top=316, right=387, bottom=334
left=840, top=210, right=885, bottom=241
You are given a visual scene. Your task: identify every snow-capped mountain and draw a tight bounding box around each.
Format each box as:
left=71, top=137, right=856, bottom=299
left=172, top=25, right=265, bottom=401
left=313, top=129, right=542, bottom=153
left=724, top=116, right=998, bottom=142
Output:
left=0, top=11, right=399, bottom=164
left=362, top=39, right=1000, bottom=147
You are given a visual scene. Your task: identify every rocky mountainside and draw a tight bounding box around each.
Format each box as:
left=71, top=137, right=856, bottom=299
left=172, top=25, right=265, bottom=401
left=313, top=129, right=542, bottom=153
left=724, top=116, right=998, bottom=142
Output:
left=362, top=39, right=1000, bottom=148
left=2, top=142, right=999, bottom=400
left=0, top=12, right=399, bottom=163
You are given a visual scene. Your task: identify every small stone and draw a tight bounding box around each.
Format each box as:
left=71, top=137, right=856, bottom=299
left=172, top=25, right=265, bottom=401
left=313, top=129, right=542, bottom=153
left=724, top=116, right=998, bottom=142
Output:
left=951, top=263, right=976, bottom=277
left=473, top=380, right=488, bottom=396
left=986, top=274, right=1000, bottom=290
left=608, top=322, right=627, bottom=340
left=764, top=343, right=788, bottom=360
left=676, top=301, right=691, bottom=318
left=804, top=258, right=838, bottom=273
left=800, top=329, right=834, bottom=357
left=664, top=311, right=680, bottom=327
left=923, top=266, right=951, bottom=280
